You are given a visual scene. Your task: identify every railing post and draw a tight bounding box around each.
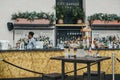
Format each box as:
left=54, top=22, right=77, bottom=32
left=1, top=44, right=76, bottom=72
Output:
left=112, top=52, right=115, bottom=80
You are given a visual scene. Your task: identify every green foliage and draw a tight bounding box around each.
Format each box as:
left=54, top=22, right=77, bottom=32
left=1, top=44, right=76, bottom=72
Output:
left=11, top=11, right=55, bottom=23
left=118, top=16, right=120, bottom=22
left=71, top=6, right=85, bottom=20
left=55, top=5, right=85, bottom=21
left=55, top=6, right=65, bottom=19
left=88, top=13, right=120, bottom=22
left=49, top=12, right=56, bottom=24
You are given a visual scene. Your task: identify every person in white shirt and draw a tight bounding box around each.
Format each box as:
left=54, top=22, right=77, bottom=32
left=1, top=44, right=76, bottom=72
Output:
left=27, top=31, right=36, bottom=49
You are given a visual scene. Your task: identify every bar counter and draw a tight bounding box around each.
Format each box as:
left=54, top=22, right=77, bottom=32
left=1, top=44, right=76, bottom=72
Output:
left=0, top=48, right=120, bottom=78
left=0, top=48, right=64, bottom=52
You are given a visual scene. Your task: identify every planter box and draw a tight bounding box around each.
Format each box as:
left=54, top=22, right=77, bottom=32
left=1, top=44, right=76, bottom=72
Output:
left=92, top=20, right=120, bottom=25
left=14, top=18, right=50, bottom=24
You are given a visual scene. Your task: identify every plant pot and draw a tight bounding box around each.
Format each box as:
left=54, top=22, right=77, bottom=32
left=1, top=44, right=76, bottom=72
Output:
left=77, top=19, right=82, bottom=24
left=92, top=20, right=120, bottom=24
left=33, top=19, right=50, bottom=24
left=14, top=18, right=50, bottom=24
left=57, top=19, right=64, bottom=24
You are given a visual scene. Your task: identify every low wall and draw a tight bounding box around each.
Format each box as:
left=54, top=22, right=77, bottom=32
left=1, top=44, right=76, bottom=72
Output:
left=0, top=49, right=119, bottom=78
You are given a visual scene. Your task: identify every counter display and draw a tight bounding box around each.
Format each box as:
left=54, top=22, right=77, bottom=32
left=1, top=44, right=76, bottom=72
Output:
left=91, top=29, right=120, bottom=49
left=0, top=49, right=120, bottom=78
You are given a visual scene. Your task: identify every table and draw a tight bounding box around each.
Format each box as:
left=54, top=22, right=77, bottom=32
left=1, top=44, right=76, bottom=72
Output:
left=50, top=56, right=111, bottom=80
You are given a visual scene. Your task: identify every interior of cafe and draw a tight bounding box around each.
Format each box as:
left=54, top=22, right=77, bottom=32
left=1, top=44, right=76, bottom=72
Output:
left=0, top=0, right=120, bottom=80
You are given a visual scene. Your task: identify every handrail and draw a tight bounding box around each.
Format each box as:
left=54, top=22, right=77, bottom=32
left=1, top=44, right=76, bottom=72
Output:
left=1, top=57, right=111, bottom=75
left=1, top=58, right=96, bottom=75
left=1, top=59, right=43, bottom=75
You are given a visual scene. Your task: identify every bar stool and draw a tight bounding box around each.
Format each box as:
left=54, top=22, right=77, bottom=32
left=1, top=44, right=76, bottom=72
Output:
left=42, top=73, right=68, bottom=80
left=83, top=71, right=105, bottom=80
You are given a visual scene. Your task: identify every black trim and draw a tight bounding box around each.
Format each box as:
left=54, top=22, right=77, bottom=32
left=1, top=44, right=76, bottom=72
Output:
left=13, top=24, right=55, bottom=30
left=91, top=24, right=120, bottom=30
left=14, top=24, right=55, bottom=27
left=14, top=27, right=55, bottom=30
left=0, top=48, right=64, bottom=52
left=91, top=24, right=120, bottom=27
left=85, top=48, right=120, bottom=50
left=91, top=27, right=120, bottom=30
left=0, top=74, right=120, bottom=80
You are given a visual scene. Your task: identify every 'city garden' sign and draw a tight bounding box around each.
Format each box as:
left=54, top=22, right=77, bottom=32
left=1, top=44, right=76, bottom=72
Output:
left=57, top=0, right=80, bottom=6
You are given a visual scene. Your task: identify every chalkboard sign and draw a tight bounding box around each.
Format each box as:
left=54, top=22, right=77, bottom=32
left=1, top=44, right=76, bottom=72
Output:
left=56, top=0, right=83, bottom=24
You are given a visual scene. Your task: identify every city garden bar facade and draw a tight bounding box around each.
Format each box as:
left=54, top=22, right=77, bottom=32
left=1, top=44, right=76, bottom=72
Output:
left=0, top=0, right=120, bottom=79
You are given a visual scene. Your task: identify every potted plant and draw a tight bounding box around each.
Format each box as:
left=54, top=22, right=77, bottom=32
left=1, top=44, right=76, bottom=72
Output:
left=55, top=6, right=65, bottom=24
left=11, top=11, right=55, bottom=24
left=71, top=6, right=85, bottom=24
left=48, top=12, right=55, bottom=24
left=87, top=13, right=120, bottom=25
left=118, top=16, right=120, bottom=22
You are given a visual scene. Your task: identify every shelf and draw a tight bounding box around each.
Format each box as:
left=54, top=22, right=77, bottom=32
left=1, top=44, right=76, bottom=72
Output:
left=14, top=27, right=55, bottom=30
left=14, top=24, right=55, bottom=27
left=13, top=24, right=55, bottom=30
left=56, top=23, right=85, bottom=27
left=56, top=29, right=81, bottom=30
left=91, top=24, right=120, bottom=27
left=91, top=24, right=120, bottom=30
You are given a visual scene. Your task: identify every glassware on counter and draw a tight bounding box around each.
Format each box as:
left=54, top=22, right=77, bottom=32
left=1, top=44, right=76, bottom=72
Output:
left=64, top=48, right=69, bottom=58
left=76, top=49, right=85, bottom=57
left=69, top=48, right=74, bottom=57
left=0, top=40, right=10, bottom=50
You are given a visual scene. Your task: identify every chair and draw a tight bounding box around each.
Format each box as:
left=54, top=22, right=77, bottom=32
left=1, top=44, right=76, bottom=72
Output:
left=42, top=73, right=68, bottom=80
left=83, top=71, right=105, bottom=80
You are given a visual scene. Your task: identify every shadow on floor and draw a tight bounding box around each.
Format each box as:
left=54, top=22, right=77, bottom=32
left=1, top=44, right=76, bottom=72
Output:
left=0, top=74, right=120, bottom=80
